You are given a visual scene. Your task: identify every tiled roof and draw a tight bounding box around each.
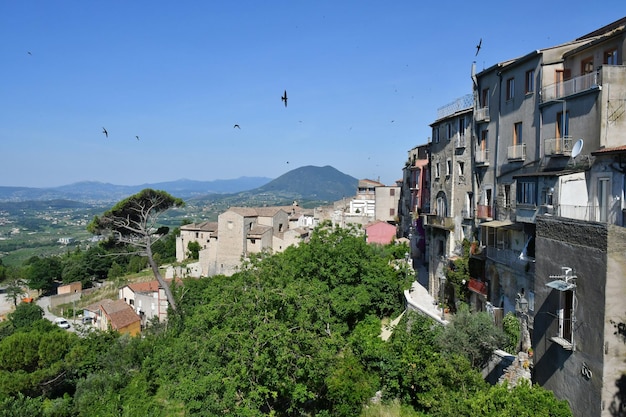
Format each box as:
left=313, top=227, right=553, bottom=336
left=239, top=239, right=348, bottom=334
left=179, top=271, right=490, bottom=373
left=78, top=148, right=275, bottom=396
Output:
left=127, top=280, right=161, bottom=293
left=248, top=225, right=273, bottom=237
left=108, top=306, right=140, bottom=330
left=228, top=207, right=259, bottom=217
left=180, top=221, right=218, bottom=231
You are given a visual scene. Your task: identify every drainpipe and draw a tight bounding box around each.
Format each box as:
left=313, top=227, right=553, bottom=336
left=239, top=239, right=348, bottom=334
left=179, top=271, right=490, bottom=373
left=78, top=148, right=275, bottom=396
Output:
left=494, top=69, right=502, bottom=220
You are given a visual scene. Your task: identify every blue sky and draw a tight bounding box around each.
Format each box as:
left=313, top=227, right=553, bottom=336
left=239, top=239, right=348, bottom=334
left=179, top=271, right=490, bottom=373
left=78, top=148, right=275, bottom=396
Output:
left=1, top=2, right=623, bottom=188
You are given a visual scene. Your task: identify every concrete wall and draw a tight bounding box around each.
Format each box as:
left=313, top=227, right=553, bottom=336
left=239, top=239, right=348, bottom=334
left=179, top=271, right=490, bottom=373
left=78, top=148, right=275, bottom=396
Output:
left=534, top=217, right=611, bottom=417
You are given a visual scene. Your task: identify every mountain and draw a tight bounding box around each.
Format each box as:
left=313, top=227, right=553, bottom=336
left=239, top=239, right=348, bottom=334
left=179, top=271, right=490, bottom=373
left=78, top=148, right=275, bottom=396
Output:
left=254, top=165, right=358, bottom=201
left=0, top=177, right=272, bottom=203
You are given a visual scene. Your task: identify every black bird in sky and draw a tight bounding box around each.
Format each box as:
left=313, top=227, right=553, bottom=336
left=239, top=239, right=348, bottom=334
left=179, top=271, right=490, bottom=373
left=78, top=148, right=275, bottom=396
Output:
left=27, top=51, right=32, bottom=55
left=102, top=127, right=108, bottom=138
left=135, top=136, right=139, bottom=140
left=281, top=90, right=288, bottom=107
left=475, top=38, right=482, bottom=56
left=233, top=124, right=240, bottom=129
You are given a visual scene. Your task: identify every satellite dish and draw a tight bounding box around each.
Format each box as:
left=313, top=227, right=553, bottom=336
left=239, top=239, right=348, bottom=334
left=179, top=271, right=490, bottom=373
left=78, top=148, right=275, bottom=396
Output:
left=571, top=139, right=584, bottom=158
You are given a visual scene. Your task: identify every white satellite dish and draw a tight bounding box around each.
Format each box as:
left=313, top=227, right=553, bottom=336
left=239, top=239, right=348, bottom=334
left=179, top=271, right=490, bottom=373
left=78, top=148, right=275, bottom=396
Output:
left=571, top=139, right=584, bottom=158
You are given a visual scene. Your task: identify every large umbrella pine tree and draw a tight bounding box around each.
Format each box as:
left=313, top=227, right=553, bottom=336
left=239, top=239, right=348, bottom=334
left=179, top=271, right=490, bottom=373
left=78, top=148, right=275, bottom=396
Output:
left=88, top=189, right=184, bottom=311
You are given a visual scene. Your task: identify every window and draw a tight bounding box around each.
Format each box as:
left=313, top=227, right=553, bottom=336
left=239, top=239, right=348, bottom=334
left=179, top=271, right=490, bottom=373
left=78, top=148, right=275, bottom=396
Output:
left=605, top=48, right=618, bottom=65
left=504, top=184, right=511, bottom=208
left=481, top=88, right=489, bottom=108
left=598, top=177, right=610, bottom=222
left=436, top=192, right=447, bottom=217
left=446, top=124, right=452, bottom=140
left=390, top=188, right=395, bottom=196
left=433, top=128, right=440, bottom=143
left=514, top=122, right=522, bottom=145
left=195, top=232, right=199, bottom=238
left=525, top=69, right=535, bottom=93
left=517, top=181, right=536, bottom=205
left=458, top=117, right=465, bottom=137
left=389, top=208, right=395, bottom=216
left=458, top=161, right=465, bottom=176
left=435, top=162, right=440, bottom=179
left=556, top=111, right=569, bottom=138
left=506, top=77, right=515, bottom=100
left=581, top=57, right=594, bottom=75
left=446, top=159, right=451, bottom=177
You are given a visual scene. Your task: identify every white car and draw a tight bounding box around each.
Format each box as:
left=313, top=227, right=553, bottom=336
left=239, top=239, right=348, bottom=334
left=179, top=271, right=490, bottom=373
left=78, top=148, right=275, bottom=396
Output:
left=54, top=318, right=70, bottom=329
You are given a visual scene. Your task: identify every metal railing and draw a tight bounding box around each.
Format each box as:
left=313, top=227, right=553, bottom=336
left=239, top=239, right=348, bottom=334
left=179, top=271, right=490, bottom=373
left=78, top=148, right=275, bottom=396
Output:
left=475, top=149, right=490, bottom=165
left=544, top=136, right=573, bottom=156
left=541, top=72, right=600, bottom=102
left=508, top=144, right=526, bottom=161
left=475, top=106, right=490, bottom=122
left=436, top=94, right=474, bottom=120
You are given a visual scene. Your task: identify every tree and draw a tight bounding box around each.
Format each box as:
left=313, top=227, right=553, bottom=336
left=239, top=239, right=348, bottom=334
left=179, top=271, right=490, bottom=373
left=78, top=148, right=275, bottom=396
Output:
left=186, top=241, right=201, bottom=260
left=87, top=189, right=184, bottom=311
left=8, top=302, right=44, bottom=329
left=4, top=279, right=26, bottom=307
left=24, top=256, right=61, bottom=295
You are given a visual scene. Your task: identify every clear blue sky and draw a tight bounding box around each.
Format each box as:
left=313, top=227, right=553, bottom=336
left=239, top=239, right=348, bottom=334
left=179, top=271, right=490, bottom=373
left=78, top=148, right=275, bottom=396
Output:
left=1, top=2, right=623, bottom=188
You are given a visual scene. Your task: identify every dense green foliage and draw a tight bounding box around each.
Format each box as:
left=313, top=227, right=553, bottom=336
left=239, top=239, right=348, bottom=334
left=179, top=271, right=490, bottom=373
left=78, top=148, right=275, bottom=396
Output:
left=0, top=223, right=571, bottom=416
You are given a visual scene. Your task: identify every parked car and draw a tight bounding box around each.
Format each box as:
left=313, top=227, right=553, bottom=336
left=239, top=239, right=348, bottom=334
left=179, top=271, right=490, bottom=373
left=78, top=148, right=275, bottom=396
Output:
left=54, top=318, right=70, bottom=329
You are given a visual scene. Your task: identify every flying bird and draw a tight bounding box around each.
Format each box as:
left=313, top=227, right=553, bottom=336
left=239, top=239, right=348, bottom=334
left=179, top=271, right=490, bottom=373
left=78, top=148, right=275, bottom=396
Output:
left=475, top=38, right=482, bottom=56
left=27, top=51, right=32, bottom=55
left=281, top=90, right=288, bottom=107
left=102, top=127, right=108, bottom=138
left=233, top=124, right=240, bottom=129
left=135, top=136, right=139, bottom=140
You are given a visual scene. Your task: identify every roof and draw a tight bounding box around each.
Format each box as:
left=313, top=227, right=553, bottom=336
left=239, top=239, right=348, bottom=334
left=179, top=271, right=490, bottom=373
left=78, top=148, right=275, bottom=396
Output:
left=468, top=279, right=488, bottom=296
left=513, top=169, right=584, bottom=178
left=248, top=225, right=273, bottom=237
left=107, top=305, right=141, bottom=330
left=359, top=179, right=385, bottom=188
left=126, top=280, right=161, bottom=293
left=592, top=145, right=626, bottom=155
left=180, top=221, right=218, bottom=232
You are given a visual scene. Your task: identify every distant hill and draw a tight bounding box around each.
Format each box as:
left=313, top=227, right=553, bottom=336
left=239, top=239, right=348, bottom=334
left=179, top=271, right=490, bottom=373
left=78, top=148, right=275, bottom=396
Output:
left=0, top=177, right=272, bottom=203
left=0, top=166, right=360, bottom=207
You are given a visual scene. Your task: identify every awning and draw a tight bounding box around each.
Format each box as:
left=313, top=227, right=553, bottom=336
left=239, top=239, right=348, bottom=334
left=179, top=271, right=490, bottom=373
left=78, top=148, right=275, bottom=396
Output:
left=479, top=220, right=524, bottom=229
left=546, top=280, right=576, bottom=291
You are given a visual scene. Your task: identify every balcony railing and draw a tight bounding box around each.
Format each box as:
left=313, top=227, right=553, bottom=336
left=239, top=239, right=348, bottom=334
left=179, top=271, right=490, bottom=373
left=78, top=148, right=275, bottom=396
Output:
left=475, top=149, right=490, bottom=165
left=424, top=214, right=455, bottom=229
left=475, top=106, right=490, bottom=123
left=508, top=144, right=526, bottom=161
left=541, top=72, right=600, bottom=102
left=476, top=205, right=492, bottom=219
left=544, top=136, right=573, bottom=156
left=456, top=134, right=466, bottom=149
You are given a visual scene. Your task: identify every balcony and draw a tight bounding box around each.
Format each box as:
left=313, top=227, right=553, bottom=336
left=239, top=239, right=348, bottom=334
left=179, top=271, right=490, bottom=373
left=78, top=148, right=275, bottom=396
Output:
left=424, top=214, right=455, bottom=230
left=544, top=136, right=573, bottom=157
left=475, top=106, right=490, bottom=123
left=475, top=149, right=490, bottom=166
left=507, top=144, right=526, bottom=161
left=476, top=205, right=492, bottom=220
left=456, top=134, right=467, bottom=149
left=541, top=72, right=600, bottom=102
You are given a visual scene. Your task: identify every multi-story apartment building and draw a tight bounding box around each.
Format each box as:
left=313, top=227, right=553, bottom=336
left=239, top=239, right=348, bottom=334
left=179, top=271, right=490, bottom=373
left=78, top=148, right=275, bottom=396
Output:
left=424, top=94, right=475, bottom=296
left=399, top=144, right=430, bottom=259
left=408, top=16, right=626, bottom=417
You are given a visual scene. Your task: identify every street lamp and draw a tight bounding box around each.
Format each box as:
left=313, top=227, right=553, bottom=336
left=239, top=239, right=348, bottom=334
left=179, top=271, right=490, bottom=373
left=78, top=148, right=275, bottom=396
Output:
left=516, top=292, right=530, bottom=352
